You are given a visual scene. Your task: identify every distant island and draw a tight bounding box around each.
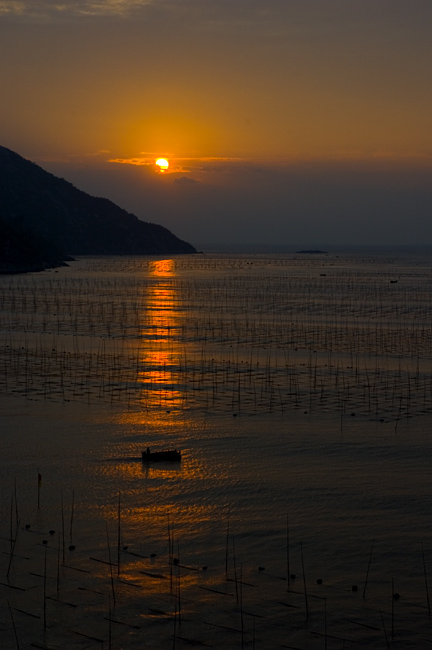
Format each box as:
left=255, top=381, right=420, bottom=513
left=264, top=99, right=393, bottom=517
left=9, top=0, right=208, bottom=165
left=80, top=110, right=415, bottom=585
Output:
left=296, top=249, right=328, bottom=254
left=0, top=146, right=196, bottom=273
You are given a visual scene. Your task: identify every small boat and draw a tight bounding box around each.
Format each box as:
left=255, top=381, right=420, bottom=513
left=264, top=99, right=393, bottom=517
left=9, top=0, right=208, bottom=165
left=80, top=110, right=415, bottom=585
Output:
left=142, top=448, right=181, bottom=463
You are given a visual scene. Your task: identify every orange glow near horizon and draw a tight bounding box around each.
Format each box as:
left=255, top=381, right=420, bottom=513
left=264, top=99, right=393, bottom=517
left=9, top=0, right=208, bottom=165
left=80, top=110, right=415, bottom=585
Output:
left=3, top=2, right=432, bottom=170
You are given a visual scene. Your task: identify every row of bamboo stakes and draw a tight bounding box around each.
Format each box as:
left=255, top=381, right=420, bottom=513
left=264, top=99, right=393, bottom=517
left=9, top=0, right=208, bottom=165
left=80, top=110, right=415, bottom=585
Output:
left=1, top=256, right=432, bottom=422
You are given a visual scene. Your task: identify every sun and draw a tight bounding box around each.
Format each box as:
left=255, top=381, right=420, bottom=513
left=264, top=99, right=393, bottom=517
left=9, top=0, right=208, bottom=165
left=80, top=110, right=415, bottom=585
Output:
left=155, top=158, right=169, bottom=171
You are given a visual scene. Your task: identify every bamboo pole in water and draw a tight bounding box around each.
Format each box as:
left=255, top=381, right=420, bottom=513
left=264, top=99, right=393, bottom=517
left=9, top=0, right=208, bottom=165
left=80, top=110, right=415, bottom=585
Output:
left=422, top=542, right=431, bottom=616
left=232, top=536, right=239, bottom=604
left=286, top=514, right=290, bottom=589
left=9, top=494, right=13, bottom=550
left=57, top=533, right=61, bottom=595
left=43, top=544, right=47, bottom=631
left=324, top=597, right=328, bottom=650
left=225, top=503, right=230, bottom=580
left=168, top=514, right=174, bottom=594
left=61, top=491, right=65, bottom=564
left=380, top=609, right=390, bottom=650
left=177, top=540, right=182, bottom=627
left=172, top=592, right=177, bottom=650
left=7, top=519, right=19, bottom=579
left=106, top=522, right=116, bottom=606
left=240, top=562, right=244, bottom=649
left=108, top=595, right=112, bottom=650
left=69, top=489, right=75, bottom=543
left=363, top=540, right=375, bottom=600
left=300, top=541, right=309, bottom=621
left=8, top=600, right=20, bottom=650
left=14, top=478, right=18, bottom=528
left=117, top=492, right=121, bottom=578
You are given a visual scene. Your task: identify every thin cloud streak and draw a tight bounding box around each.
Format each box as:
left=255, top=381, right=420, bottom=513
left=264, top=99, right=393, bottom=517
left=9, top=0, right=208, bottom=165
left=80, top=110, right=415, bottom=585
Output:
left=108, top=152, right=432, bottom=171
left=0, top=0, right=262, bottom=21
left=109, top=156, right=244, bottom=164
left=3, top=1, right=431, bottom=32
left=108, top=156, right=246, bottom=174
left=0, top=0, right=155, bottom=19
left=0, top=0, right=359, bottom=24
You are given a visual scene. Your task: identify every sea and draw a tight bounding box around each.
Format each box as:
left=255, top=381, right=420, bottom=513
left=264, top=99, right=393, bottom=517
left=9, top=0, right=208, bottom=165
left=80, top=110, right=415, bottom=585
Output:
left=1, top=250, right=432, bottom=648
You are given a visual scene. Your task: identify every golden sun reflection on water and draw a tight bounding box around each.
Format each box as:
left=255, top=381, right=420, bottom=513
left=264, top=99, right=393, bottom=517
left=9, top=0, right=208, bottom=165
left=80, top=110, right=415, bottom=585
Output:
left=88, top=259, right=223, bottom=554
left=139, top=259, right=184, bottom=411
left=148, top=258, right=176, bottom=276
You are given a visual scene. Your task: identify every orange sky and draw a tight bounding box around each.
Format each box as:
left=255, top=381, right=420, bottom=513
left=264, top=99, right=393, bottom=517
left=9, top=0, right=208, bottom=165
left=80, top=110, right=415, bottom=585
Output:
left=1, top=1, right=432, bottom=247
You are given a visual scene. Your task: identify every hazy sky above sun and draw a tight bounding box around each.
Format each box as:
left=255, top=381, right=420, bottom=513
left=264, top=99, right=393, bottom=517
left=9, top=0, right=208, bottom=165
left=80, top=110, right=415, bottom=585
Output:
left=1, top=0, right=432, bottom=249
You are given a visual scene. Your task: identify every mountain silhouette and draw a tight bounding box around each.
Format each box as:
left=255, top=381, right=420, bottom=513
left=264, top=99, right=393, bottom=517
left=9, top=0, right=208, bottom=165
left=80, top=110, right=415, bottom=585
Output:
left=0, top=146, right=196, bottom=272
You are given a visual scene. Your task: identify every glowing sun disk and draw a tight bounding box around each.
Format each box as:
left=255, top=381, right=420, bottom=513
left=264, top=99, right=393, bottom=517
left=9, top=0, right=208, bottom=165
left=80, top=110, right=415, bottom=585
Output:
left=156, top=158, right=169, bottom=171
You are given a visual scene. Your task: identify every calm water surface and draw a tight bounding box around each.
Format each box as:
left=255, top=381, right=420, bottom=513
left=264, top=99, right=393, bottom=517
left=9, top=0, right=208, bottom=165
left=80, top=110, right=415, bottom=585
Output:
left=1, top=253, right=432, bottom=648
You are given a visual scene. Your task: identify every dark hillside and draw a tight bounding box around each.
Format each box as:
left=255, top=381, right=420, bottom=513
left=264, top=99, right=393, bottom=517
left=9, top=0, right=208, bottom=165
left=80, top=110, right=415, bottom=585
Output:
left=0, top=146, right=196, bottom=267
left=0, top=215, right=70, bottom=273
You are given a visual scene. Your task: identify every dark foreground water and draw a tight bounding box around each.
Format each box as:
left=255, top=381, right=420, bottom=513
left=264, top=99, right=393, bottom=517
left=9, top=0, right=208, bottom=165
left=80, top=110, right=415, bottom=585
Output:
left=1, top=253, right=432, bottom=648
